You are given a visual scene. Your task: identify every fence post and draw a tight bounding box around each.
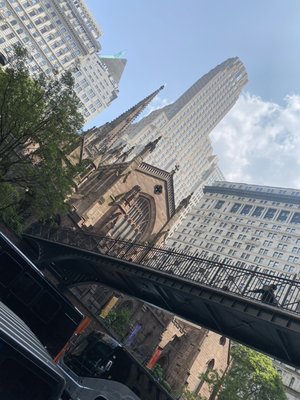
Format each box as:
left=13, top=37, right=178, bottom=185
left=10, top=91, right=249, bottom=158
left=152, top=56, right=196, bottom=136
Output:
left=146, top=248, right=174, bottom=270
left=241, top=266, right=259, bottom=295
left=209, top=262, right=225, bottom=286
left=280, top=273, right=297, bottom=309
left=182, top=252, right=199, bottom=279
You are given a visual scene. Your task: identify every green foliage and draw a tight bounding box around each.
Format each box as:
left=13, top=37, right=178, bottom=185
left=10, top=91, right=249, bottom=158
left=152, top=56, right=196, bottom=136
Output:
left=0, top=180, right=22, bottom=232
left=149, top=364, right=172, bottom=393
left=202, top=345, right=287, bottom=400
left=105, top=308, right=132, bottom=339
left=152, top=364, right=164, bottom=381
left=161, top=380, right=172, bottom=393
left=0, top=46, right=84, bottom=230
left=180, top=387, right=205, bottom=400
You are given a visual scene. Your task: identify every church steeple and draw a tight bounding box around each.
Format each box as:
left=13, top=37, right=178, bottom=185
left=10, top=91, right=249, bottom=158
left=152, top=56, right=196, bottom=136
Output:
left=82, top=85, right=165, bottom=160
left=103, top=84, right=165, bottom=135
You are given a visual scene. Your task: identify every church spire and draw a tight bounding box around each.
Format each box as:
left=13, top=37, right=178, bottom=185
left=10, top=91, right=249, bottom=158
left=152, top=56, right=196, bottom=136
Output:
left=106, top=84, right=165, bottom=132
left=82, top=85, right=165, bottom=160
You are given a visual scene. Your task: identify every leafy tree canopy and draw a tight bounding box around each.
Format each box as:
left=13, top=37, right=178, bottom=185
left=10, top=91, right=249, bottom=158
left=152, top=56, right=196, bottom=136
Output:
left=105, top=308, right=132, bottom=339
left=180, top=387, right=205, bottom=400
left=202, top=345, right=287, bottom=400
left=0, top=46, right=84, bottom=230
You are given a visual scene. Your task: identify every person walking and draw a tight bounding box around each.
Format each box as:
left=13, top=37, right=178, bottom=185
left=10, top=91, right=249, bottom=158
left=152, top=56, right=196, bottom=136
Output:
left=250, top=284, right=278, bottom=305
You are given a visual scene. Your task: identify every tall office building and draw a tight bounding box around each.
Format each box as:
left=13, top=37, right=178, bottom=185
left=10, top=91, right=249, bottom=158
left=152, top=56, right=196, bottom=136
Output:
left=73, top=53, right=126, bottom=121
left=168, top=181, right=300, bottom=277
left=0, top=0, right=126, bottom=121
left=123, top=58, right=247, bottom=205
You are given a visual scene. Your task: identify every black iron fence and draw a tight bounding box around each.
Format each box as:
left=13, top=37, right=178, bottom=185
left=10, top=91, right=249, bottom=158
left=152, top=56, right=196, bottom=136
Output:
left=26, top=225, right=300, bottom=313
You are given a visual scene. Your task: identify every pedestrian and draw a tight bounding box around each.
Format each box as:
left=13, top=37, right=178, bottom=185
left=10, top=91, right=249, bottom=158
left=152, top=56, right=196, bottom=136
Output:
left=250, top=284, right=278, bottom=305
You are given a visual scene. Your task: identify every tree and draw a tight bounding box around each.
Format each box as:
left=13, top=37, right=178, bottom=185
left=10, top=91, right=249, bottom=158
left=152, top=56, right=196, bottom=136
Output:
left=150, top=364, right=172, bottom=393
left=105, top=308, right=132, bottom=339
left=180, top=387, right=205, bottom=400
left=0, top=181, right=22, bottom=232
left=0, top=46, right=84, bottom=230
left=151, top=364, right=165, bottom=382
left=202, top=345, right=287, bottom=400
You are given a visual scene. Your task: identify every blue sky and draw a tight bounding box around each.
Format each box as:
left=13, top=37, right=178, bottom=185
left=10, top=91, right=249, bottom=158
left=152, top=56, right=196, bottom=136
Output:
left=85, top=0, right=300, bottom=188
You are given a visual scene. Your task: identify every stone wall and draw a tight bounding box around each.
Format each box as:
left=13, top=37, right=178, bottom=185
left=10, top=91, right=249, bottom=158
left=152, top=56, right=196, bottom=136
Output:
left=154, top=318, right=230, bottom=399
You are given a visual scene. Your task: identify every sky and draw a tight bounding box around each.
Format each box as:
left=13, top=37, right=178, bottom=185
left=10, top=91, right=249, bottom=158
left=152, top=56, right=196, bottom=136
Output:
left=85, top=0, right=300, bottom=189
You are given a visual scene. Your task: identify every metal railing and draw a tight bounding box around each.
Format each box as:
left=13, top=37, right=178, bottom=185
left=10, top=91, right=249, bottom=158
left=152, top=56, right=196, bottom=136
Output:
left=26, top=224, right=300, bottom=314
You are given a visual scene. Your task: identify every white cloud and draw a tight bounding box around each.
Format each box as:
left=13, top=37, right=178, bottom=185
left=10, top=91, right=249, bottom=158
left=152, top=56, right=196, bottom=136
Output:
left=211, top=93, right=300, bottom=189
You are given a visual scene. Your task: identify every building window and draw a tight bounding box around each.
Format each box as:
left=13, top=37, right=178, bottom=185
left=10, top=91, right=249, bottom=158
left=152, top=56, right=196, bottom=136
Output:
left=264, top=208, right=277, bottom=220
left=289, top=377, right=295, bottom=388
left=288, top=256, right=299, bottom=263
left=154, top=184, right=163, bottom=195
left=263, top=240, right=273, bottom=247
left=241, top=253, right=250, bottom=260
left=6, top=32, right=15, bottom=39
left=241, top=205, right=252, bottom=215
left=277, top=210, right=290, bottom=222
left=254, top=256, right=263, bottom=263
left=214, top=200, right=225, bottom=209
left=252, top=206, right=264, bottom=217
left=291, top=212, right=300, bottom=224
left=268, top=260, right=278, bottom=268
left=230, top=203, right=241, bottom=213
left=219, top=336, right=226, bottom=346
left=277, top=243, right=287, bottom=250
left=259, top=248, right=268, bottom=255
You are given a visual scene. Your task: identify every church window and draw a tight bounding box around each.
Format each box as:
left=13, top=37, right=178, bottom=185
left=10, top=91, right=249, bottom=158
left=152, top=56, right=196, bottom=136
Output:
left=154, top=185, right=163, bottom=194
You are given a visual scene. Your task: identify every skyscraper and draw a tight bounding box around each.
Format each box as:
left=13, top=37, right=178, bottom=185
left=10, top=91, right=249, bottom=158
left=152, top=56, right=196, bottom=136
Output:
left=0, top=0, right=126, bottom=122
left=168, top=181, right=300, bottom=277
left=123, top=58, right=247, bottom=205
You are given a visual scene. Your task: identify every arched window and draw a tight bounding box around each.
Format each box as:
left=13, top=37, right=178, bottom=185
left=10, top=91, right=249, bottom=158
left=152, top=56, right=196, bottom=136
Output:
left=157, top=355, right=169, bottom=371
left=108, top=194, right=155, bottom=242
left=194, top=359, right=215, bottom=395
left=219, top=336, right=227, bottom=346
left=289, top=377, right=295, bottom=387
left=128, top=195, right=151, bottom=238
